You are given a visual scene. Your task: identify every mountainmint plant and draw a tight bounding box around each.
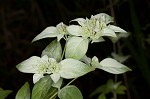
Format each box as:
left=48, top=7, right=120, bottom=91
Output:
left=16, top=13, right=131, bottom=99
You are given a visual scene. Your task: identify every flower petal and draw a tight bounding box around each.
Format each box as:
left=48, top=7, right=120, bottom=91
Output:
left=33, top=74, right=44, bottom=84
left=50, top=73, right=61, bottom=83
left=52, top=77, right=63, bottom=89
left=16, top=56, right=41, bottom=73
left=93, top=13, right=114, bottom=24
left=102, top=27, right=117, bottom=37
left=67, top=25, right=82, bottom=36
left=32, top=27, right=57, bottom=42
left=91, top=56, right=100, bottom=68
left=70, top=18, right=86, bottom=26
left=91, top=37, right=105, bottom=43
left=108, top=25, right=127, bottom=33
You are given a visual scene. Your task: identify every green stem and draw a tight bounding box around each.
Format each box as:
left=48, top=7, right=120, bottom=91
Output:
left=60, top=39, right=67, bottom=61
left=49, top=78, right=77, bottom=99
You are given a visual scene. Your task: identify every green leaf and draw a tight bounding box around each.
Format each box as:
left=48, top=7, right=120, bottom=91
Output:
left=90, top=85, right=106, bottom=97
left=115, top=85, right=126, bottom=94
left=58, top=85, right=83, bottom=99
left=15, top=82, right=30, bottom=99
left=65, top=37, right=89, bottom=60
left=42, top=39, right=62, bottom=62
left=44, top=87, right=58, bottom=99
left=52, top=78, right=63, bottom=89
left=111, top=52, right=130, bottom=63
left=60, top=58, right=94, bottom=79
left=0, top=88, right=12, bottom=99
left=31, top=75, right=53, bottom=99
left=32, top=27, right=57, bottom=42
left=98, top=93, right=106, bottom=99
left=99, top=58, right=131, bottom=74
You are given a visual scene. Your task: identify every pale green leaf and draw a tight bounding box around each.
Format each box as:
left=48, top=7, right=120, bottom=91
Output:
left=60, top=58, right=94, bottom=79
left=32, top=27, right=57, bottom=42
left=102, top=28, right=117, bottom=38
left=41, top=39, right=62, bottom=62
left=108, top=25, right=127, bottom=33
left=65, top=37, right=89, bottom=60
left=16, top=56, right=41, bottom=73
left=15, top=82, right=30, bottom=99
left=31, top=75, right=53, bottom=99
left=99, top=58, right=131, bottom=74
left=67, top=25, right=82, bottom=36
left=58, top=85, right=83, bottom=99
left=0, top=88, right=12, bottom=99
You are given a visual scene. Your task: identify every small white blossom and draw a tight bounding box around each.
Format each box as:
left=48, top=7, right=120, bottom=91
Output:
left=16, top=55, right=61, bottom=83
left=32, top=22, right=68, bottom=42
left=17, top=55, right=93, bottom=84
left=67, top=13, right=127, bottom=43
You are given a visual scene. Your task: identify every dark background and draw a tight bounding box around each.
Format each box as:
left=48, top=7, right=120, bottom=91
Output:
left=0, top=0, right=150, bottom=99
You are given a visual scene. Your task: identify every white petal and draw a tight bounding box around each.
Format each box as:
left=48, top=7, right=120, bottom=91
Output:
left=91, top=37, right=105, bottom=43
left=33, top=74, right=44, bottom=84
left=70, top=18, right=86, bottom=26
left=81, top=55, right=91, bottom=65
left=41, top=55, right=49, bottom=60
left=52, top=77, right=63, bottom=89
left=16, top=56, right=41, bottom=73
left=108, top=25, right=127, bottom=33
left=57, top=34, right=64, bottom=42
left=50, top=73, right=61, bottom=83
left=102, top=27, right=117, bottom=37
left=67, top=25, right=82, bottom=36
left=93, top=13, right=114, bottom=24
left=32, top=27, right=57, bottom=42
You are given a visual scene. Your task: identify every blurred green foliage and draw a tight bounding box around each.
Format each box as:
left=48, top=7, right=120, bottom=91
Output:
left=0, top=0, right=150, bottom=99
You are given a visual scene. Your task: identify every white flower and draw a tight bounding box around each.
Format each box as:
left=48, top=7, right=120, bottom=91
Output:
left=32, top=22, right=68, bottom=42
left=67, top=13, right=127, bottom=43
left=16, top=55, right=93, bottom=84
left=16, top=55, right=61, bottom=83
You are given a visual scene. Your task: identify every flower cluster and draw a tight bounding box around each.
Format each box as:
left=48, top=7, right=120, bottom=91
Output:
left=32, top=13, right=127, bottom=43
left=16, top=13, right=131, bottom=86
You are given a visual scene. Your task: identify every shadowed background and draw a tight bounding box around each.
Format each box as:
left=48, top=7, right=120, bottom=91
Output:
left=0, top=0, right=150, bottom=99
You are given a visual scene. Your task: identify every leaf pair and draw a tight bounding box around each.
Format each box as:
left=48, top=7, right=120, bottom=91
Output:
left=16, top=76, right=83, bottom=99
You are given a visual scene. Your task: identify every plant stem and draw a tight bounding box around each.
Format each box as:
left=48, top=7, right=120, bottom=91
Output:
left=49, top=78, right=77, bottom=99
